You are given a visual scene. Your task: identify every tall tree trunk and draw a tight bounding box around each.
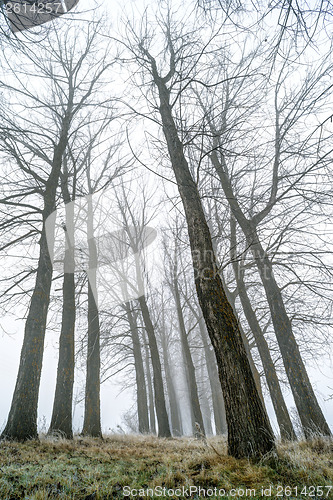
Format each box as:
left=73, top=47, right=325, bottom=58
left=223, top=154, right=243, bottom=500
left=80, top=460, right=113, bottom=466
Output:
left=230, top=217, right=296, bottom=441
left=249, top=231, right=331, bottom=437
left=209, top=217, right=264, bottom=405
left=145, top=54, right=275, bottom=458
left=138, top=295, right=171, bottom=437
left=198, top=357, right=213, bottom=435
left=48, top=195, right=75, bottom=439
left=198, top=317, right=227, bottom=435
left=1, top=120, right=71, bottom=441
left=173, top=277, right=205, bottom=437
left=82, top=195, right=102, bottom=437
left=212, top=147, right=331, bottom=437
left=160, top=328, right=183, bottom=437
left=221, top=274, right=265, bottom=405
left=1, top=227, right=53, bottom=441
left=124, top=302, right=150, bottom=434
left=143, top=332, right=156, bottom=434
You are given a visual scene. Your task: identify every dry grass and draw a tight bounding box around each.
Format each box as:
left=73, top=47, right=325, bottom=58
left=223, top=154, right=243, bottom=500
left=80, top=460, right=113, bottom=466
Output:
left=0, top=434, right=332, bottom=499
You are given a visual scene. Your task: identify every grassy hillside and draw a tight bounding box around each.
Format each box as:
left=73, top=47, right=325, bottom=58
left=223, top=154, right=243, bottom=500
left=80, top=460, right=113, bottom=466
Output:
left=0, top=434, right=332, bottom=499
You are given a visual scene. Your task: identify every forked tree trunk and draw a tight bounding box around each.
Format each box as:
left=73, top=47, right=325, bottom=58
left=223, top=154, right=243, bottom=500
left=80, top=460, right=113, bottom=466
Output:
left=230, top=217, right=296, bottom=441
left=146, top=58, right=275, bottom=458
left=1, top=122, right=71, bottom=441
left=138, top=295, right=171, bottom=437
left=124, top=302, right=150, bottom=434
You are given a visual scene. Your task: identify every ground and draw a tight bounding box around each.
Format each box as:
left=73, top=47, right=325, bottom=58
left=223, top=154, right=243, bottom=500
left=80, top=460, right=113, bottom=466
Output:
left=0, top=434, right=332, bottom=499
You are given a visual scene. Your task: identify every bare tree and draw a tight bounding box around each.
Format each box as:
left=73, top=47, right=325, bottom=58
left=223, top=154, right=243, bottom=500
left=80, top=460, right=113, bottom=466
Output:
left=93, top=183, right=171, bottom=437
left=119, top=10, right=275, bottom=458
left=0, top=17, right=115, bottom=441
left=197, top=0, right=333, bottom=60
left=201, top=50, right=332, bottom=437
left=158, top=301, right=183, bottom=436
left=123, top=301, right=150, bottom=434
left=80, top=190, right=102, bottom=437
left=142, top=328, right=157, bottom=434
left=197, top=316, right=227, bottom=434
left=163, top=231, right=205, bottom=437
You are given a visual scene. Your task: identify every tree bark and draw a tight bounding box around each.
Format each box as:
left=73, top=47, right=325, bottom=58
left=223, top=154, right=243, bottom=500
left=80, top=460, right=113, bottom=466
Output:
left=209, top=217, right=265, bottom=406
left=49, top=271, right=75, bottom=439
left=48, top=268, right=75, bottom=439
left=221, top=274, right=265, bottom=405
left=249, top=232, right=331, bottom=437
left=144, top=53, right=275, bottom=458
left=124, top=302, right=150, bottom=434
left=138, top=295, right=171, bottom=437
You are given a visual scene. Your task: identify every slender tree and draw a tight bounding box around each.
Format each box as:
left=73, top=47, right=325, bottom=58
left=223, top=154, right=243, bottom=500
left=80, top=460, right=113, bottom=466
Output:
left=197, top=353, right=213, bottom=435
left=48, top=162, right=76, bottom=439
left=124, top=301, right=150, bottom=434
left=81, top=188, right=102, bottom=437
left=159, top=307, right=183, bottom=437
left=137, top=295, right=171, bottom=437
left=172, top=266, right=205, bottom=437
left=197, top=317, right=227, bottom=435
left=142, top=328, right=156, bottom=435
left=102, top=184, right=171, bottom=437
left=229, top=216, right=297, bottom=440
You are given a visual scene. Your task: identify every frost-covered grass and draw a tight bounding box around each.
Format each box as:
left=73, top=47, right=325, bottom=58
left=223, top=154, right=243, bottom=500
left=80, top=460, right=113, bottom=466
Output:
left=0, top=434, right=332, bottom=499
